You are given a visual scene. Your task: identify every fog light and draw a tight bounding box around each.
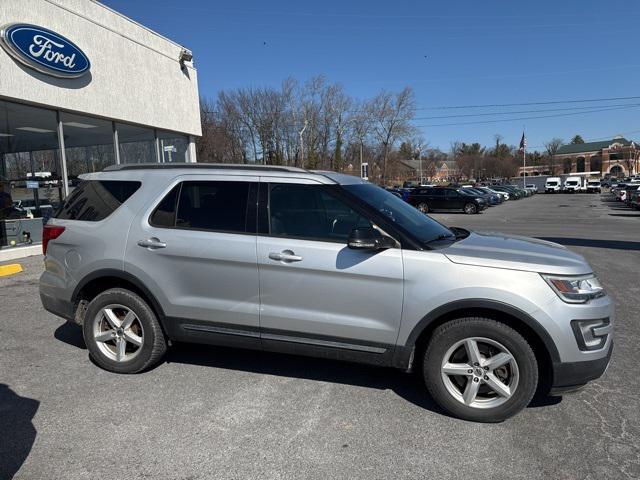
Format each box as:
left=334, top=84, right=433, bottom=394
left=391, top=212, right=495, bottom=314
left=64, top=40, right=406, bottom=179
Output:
left=571, top=318, right=611, bottom=351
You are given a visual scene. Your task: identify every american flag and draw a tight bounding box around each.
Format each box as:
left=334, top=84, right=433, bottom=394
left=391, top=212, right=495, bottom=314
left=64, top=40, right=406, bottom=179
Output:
left=519, top=132, right=527, bottom=152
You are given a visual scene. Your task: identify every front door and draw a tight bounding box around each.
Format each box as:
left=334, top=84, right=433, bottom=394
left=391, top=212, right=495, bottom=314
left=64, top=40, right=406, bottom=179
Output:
left=125, top=175, right=260, bottom=341
left=256, top=180, right=404, bottom=356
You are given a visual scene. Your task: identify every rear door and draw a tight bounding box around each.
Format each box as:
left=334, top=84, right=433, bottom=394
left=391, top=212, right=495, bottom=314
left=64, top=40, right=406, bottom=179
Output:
left=445, top=189, right=463, bottom=210
left=125, top=175, right=261, bottom=342
left=256, top=178, right=404, bottom=355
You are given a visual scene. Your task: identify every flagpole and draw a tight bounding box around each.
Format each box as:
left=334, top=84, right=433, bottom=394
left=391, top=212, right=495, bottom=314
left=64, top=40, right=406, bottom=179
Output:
left=522, top=127, right=526, bottom=188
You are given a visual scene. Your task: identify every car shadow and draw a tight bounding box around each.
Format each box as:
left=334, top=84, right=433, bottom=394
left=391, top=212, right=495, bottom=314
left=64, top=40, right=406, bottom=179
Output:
left=54, top=322, right=86, bottom=350
left=537, top=237, right=640, bottom=251
left=164, top=342, right=559, bottom=415
left=0, top=384, right=39, bottom=480
left=53, top=325, right=562, bottom=417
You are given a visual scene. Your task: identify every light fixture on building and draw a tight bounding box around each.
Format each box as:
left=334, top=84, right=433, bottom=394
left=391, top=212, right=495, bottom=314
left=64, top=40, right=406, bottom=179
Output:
left=16, top=127, right=55, bottom=133
left=63, top=122, right=97, bottom=129
left=178, top=48, right=193, bottom=65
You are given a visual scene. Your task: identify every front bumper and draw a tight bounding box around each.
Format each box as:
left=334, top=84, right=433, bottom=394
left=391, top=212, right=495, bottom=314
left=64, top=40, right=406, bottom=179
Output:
left=550, top=341, right=613, bottom=395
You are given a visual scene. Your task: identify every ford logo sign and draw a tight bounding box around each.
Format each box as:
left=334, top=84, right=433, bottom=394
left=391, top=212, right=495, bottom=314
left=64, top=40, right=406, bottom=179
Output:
left=0, top=23, right=90, bottom=78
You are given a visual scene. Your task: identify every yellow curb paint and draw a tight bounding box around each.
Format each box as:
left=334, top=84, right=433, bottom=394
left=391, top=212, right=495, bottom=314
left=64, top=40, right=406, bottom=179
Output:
left=0, top=264, right=23, bottom=277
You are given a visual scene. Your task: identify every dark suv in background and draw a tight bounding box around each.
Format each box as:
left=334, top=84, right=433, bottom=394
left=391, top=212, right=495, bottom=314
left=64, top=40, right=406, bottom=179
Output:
left=407, top=187, right=488, bottom=214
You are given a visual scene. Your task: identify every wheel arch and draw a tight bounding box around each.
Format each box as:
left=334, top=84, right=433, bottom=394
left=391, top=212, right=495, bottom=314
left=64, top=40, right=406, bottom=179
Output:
left=393, top=299, right=559, bottom=384
left=72, top=269, right=167, bottom=334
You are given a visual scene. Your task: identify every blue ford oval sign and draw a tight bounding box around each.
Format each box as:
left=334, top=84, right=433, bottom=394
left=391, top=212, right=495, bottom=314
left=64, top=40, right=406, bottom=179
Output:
left=0, top=23, right=90, bottom=78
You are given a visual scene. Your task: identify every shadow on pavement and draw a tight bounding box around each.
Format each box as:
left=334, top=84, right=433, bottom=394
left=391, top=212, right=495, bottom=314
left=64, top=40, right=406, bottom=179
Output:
left=0, top=384, right=39, bottom=480
left=538, top=237, right=640, bottom=251
left=609, top=213, right=640, bottom=218
left=54, top=322, right=86, bottom=350
left=54, top=323, right=562, bottom=418
left=164, top=342, right=559, bottom=416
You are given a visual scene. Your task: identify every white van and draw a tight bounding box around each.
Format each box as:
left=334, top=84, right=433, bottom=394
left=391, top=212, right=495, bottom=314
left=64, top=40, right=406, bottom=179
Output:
left=563, top=176, right=585, bottom=193
left=545, top=177, right=561, bottom=193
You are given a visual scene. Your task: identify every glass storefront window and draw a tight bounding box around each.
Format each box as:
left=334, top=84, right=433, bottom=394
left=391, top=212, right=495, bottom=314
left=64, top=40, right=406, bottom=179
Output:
left=62, top=112, right=116, bottom=186
left=158, top=130, right=190, bottom=162
left=0, top=100, right=63, bottom=248
left=116, top=123, right=157, bottom=164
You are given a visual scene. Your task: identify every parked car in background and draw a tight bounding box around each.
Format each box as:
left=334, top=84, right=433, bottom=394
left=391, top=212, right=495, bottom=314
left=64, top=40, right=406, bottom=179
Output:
left=476, top=186, right=509, bottom=201
left=586, top=180, right=602, bottom=194
left=407, top=187, right=488, bottom=214
left=461, top=188, right=502, bottom=206
left=545, top=177, right=562, bottom=193
left=525, top=184, right=538, bottom=194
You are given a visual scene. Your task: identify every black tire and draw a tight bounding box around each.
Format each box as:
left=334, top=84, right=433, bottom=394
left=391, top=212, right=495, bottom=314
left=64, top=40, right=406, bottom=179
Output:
left=423, top=317, right=538, bottom=422
left=417, top=202, right=429, bottom=214
left=463, top=203, right=477, bottom=215
left=83, top=288, right=167, bottom=374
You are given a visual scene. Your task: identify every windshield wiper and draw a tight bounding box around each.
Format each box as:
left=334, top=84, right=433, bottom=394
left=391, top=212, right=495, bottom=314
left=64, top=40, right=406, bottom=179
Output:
left=425, top=233, right=456, bottom=244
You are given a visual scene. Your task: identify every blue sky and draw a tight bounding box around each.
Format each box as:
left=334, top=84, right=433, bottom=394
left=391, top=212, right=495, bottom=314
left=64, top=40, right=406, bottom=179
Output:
left=103, top=0, right=640, bottom=151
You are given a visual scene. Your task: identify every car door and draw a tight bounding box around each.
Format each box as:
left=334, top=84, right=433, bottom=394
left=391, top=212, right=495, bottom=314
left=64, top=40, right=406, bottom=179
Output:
left=125, top=175, right=261, bottom=343
left=256, top=178, right=404, bottom=357
left=445, top=189, right=463, bottom=210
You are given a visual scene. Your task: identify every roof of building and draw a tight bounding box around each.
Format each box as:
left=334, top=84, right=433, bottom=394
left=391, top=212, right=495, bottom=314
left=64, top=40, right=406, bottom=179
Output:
left=556, top=137, right=636, bottom=155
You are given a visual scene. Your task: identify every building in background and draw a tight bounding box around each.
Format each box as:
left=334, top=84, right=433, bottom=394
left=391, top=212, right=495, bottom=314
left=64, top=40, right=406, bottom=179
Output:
left=552, top=137, right=638, bottom=177
left=0, top=0, right=201, bottom=251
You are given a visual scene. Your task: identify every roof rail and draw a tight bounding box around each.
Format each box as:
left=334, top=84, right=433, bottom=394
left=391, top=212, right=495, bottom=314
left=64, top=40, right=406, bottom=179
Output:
left=103, top=162, right=310, bottom=173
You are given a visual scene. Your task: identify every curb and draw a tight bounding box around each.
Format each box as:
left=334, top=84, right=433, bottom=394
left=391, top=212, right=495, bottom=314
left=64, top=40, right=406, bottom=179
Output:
left=0, top=263, right=23, bottom=277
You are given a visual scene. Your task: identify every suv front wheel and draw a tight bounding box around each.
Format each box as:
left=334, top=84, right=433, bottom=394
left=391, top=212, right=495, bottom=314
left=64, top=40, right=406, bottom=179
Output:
left=83, top=288, right=167, bottom=374
left=423, top=317, right=538, bottom=422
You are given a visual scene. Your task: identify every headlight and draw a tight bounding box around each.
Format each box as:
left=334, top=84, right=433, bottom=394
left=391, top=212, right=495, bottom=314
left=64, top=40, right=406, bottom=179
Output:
left=541, top=273, right=605, bottom=304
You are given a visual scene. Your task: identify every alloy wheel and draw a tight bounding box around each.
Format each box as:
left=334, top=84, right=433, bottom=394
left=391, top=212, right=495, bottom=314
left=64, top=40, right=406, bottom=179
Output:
left=440, top=337, right=519, bottom=409
left=93, top=304, right=144, bottom=362
left=418, top=202, right=429, bottom=213
left=464, top=203, right=477, bottom=214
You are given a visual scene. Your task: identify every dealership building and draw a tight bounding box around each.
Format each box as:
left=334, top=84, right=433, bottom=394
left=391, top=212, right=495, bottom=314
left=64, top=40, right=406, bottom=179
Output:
left=0, top=0, right=201, bottom=255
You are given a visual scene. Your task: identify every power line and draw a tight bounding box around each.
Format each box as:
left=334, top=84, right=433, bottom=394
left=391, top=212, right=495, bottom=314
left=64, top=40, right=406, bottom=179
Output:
left=414, top=102, right=640, bottom=120
left=416, top=95, right=640, bottom=110
left=415, top=104, right=640, bottom=128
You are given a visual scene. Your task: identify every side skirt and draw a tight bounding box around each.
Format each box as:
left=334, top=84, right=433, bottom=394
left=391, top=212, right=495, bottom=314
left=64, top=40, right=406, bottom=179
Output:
left=164, top=317, right=395, bottom=367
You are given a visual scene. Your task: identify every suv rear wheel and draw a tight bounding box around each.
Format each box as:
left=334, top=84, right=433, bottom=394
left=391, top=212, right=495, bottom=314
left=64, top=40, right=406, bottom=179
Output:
left=417, top=202, right=429, bottom=213
left=83, top=288, right=167, bottom=373
left=423, top=317, right=538, bottom=422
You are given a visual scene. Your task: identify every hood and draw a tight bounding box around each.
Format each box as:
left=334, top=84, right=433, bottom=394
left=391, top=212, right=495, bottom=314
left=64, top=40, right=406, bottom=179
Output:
left=441, top=231, right=591, bottom=275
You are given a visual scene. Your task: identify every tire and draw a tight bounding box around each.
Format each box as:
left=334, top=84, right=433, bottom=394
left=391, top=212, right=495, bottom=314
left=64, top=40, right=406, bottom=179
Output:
left=417, top=202, right=429, bottom=214
left=423, top=317, right=538, bottom=422
left=463, top=203, right=477, bottom=215
left=83, top=288, right=167, bottom=374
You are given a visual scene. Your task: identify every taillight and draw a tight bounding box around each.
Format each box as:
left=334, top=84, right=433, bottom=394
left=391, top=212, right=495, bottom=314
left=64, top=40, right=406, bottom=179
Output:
left=42, top=225, right=65, bottom=255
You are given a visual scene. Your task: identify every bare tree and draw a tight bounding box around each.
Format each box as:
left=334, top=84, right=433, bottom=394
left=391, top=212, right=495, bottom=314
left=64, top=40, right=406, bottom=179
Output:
left=370, top=87, right=416, bottom=184
left=544, top=138, right=564, bottom=174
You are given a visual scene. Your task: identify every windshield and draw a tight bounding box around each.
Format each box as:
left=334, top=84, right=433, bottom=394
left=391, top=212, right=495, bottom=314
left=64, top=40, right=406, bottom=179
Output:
left=567, top=181, right=578, bottom=185
left=547, top=181, right=558, bottom=186
left=343, top=184, right=454, bottom=245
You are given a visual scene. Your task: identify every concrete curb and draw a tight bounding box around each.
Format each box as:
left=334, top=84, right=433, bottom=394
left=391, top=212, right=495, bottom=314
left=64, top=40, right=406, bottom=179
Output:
left=0, top=245, right=41, bottom=262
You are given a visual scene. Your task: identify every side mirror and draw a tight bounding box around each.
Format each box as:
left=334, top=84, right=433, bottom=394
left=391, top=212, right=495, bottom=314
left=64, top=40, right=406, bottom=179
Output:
left=347, top=227, right=396, bottom=250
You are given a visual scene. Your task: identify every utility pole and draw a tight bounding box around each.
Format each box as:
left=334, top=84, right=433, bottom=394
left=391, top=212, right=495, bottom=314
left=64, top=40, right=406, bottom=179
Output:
left=416, top=146, right=423, bottom=184
left=299, top=119, right=308, bottom=168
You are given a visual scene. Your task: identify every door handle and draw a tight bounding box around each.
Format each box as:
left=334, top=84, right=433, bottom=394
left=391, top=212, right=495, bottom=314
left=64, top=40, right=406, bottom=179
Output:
left=268, top=250, right=303, bottom=262
left=137, top=237, right=167, bottom=249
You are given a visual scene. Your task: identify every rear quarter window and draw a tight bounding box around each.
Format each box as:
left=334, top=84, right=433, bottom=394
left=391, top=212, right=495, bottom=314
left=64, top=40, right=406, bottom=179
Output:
left=56, top=180, right=141, bottom=221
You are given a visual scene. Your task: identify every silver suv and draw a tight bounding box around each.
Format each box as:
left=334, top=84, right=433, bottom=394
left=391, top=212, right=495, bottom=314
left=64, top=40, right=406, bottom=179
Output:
left=39, top=164, right=613, bottom=422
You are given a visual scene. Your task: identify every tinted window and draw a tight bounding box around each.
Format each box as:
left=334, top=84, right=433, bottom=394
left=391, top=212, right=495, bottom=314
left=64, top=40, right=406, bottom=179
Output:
left=445, top=190, right=460, bottom=198
left=56, top=180, right=140, bottom=221
left=269, top=184, right=370, bottom=242
left=149, top=184, right=180, bottom=227
left=430, top=189, right=445, bottom=197
left=175, top=181, right=250, bottom=233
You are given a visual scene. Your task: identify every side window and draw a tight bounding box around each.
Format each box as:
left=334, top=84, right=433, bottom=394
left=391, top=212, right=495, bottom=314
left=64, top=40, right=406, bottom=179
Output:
left=446, top=190, right=459, bottom=198
left=56, top=180, right=141, bottom=221
left=430, top=189, right=445, bottom=197
left=150, top=184, right=180, bottom=227
left=268, top=184, right=371, bottom=242
left=166, top=181, right=251, bottom=233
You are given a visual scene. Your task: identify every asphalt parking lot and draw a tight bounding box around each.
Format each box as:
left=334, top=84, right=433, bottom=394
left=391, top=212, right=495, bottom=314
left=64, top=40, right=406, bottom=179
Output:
left=1, top=192, right=638, bottom=480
